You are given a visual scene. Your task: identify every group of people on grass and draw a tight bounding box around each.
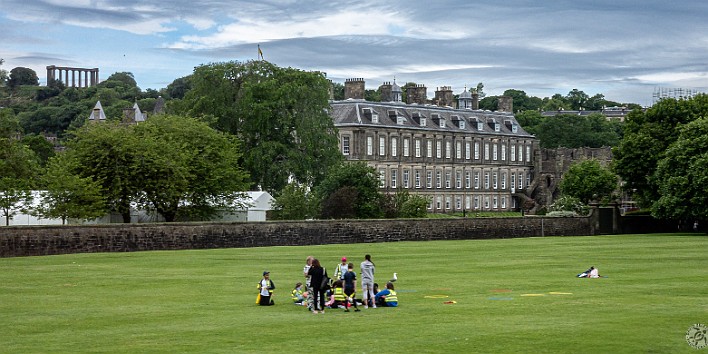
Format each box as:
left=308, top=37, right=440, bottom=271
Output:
left=257, top=254, right=398, bottom=312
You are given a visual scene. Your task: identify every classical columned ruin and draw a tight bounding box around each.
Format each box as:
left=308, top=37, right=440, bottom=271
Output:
left=46, top=65, right=99, bottom=88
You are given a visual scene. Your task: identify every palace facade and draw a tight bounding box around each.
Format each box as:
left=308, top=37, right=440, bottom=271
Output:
left=330, top=78, right=538, bottom=213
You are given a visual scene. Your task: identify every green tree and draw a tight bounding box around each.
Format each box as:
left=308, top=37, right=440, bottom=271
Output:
left=64, top=122, right=141, bottom=223
left=541, top=94, right=570, bottom=111
left=503, top=89, right=543, bottom=112
left=21, top=133, right=55, bottom=167
left=315, top=162, right=382, bottom=219
left=0, top=58, right=8, bottom=88
left=652, top=117, right=708, bottom=222
left=0, top=177, right=33, bottom=226
left=400, top=194, right=430, bottom=218
left=132, top=115, right=250, bottom=222
left=613, top=95, right=708, bottom=207
left=515, top=110, right=543, bottom=134
left=565, top=89, right=589, bottom=110
left=7, top=67, right=39, bottom=89
left=534, top=113, right=620, bottom=148
left=162, top=76, right=192, bottom=100
left=179, top=60, right=341, bottom=193
left=473, top=82, right=485, bottom=98
left=271, top=182, right=317, bottom=220
left=380, top=190, right=428, bottom=218
left=33, top=154, right=107, bottom=224
left=0, top=112, right=40, bottom=225
left=559, top=159, right=618, bottom=204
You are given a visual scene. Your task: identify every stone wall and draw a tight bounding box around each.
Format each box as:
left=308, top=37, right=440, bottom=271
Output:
left=0, top=217, right=592, bottom=258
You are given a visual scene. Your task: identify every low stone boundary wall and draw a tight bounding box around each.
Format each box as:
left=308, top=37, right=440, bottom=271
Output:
left=0, top=217, right=592, bottom=258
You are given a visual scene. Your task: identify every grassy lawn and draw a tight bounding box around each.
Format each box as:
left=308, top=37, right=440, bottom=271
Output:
left=0, top=234, right=706, bottom=353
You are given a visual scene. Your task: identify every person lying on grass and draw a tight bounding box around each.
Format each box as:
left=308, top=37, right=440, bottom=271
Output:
left=577, top=266, right=600, bottom=278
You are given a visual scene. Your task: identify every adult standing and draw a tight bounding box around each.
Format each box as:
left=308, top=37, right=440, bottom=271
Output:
left=360, top=254, right=376, bottom=309
left=307, top=258, right=327, bottom=314
left=303, top=256, right=314, bottom=311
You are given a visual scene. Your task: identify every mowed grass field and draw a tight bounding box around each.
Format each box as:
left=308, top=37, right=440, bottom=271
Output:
left=0, top=234, right=706, bottom=353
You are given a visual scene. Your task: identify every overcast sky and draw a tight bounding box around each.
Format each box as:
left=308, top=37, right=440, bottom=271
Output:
left=2, top=1, right=707, bottom=106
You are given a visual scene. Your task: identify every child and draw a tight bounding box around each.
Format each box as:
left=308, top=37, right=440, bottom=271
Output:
left=325, top=280, right=349, bottom=310
left=257, top=271, right=275, bottom=306
left=343, top=263, right=360, bottom=312
left=369, top=283, right=380, bottom=307
left=291, top=282, right=306, bottom=305
left=374, top=282, right=398, bottom=307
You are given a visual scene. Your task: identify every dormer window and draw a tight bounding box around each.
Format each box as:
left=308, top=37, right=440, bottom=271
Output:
left=431, top=113, right=444, bottom=127
left=420, top=118, right=427, bottom=126
left=495, top=123, right=500, bottom=132
left=504, top=119, right=518, bottom=133
left=460, top=120, right=466, bottom=129
left=397, top=116, right=405, bottom=125
left=362, top=107, right=378, bottom=123
left=487, top=118, right=498, bottom=131
left=477, top=121, right=484, bottom=131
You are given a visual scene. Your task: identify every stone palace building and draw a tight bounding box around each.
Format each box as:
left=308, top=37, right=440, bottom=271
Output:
left=330, top=78, right=539, bottom=213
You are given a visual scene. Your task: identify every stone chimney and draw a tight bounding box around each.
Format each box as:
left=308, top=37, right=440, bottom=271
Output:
left=379, top=82, right=393, bottom=102
left=344, top=78, right=365, bottom=100
left=472, top=92, right=479, bottom=110
left=497, top=96, right=513, bottom=112
left=407, top=84, right=427, bottom=105
left=434, top=86, right=454, bottom=107
left=122, top=107, right=136, bottom=124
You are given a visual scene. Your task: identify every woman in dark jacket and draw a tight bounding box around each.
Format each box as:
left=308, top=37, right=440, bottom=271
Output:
left=307, top=258, right=327, bottom=313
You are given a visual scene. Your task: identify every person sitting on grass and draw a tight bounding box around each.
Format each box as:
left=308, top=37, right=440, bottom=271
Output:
left=577, top=266, right=600, bottom=278
left=291, top=282, right=306, bottom=305
left=374, top=282, right=398, bottom=307
left=325, top=280, right=349, bottom=310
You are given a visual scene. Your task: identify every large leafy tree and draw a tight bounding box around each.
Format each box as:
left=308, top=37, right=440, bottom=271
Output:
left=652, top=117, right=708, bottom=222
left=65, top=115, right=250, bottom=222
left=613, top=95, right=708, bottom=207
left=132, top=114, right=250, bottom=221
left=178, top=60, right=341, bottom=193
left=533, top=113, right=621, bottom=148
left=33, top=154, right=107, bottom=224
left=0, top=110, right=40, bottom=225
left=315, top=162, right=382, bottom=219
left=7, top=67, right=39, bottom=89
left=64, top=122, right=141, bottom=223
left=270, top=182, right=318, bottom=220
left=559, top=159, right=618, bottom=204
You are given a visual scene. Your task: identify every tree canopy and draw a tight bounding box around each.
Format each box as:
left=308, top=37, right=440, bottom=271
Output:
left=522, top=113, right=622, bottom=148
left=652, top=117, right=708, bottom=222
left=8, top=67, right=39, bottom=89
left=315, top=162, right=382, bottom=219
left=177, top=60, right=342, bottom=193
left=558, top=159, right=618, bottom=204
left=64, top=115, right=250, bottom=222
left=613, top=94, right=708, bottom=208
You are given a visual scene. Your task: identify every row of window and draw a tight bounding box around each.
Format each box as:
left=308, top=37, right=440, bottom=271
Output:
left=427, top=194, right=517, bottom=211
left=378, top=169, right=531, bottom=191
left=343, top=135, right=532, bottom=163
left=363, top=108, right=518, bottom=133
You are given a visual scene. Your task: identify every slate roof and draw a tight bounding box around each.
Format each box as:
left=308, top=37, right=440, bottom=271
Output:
left=330, top=99, right=534, bottom=138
